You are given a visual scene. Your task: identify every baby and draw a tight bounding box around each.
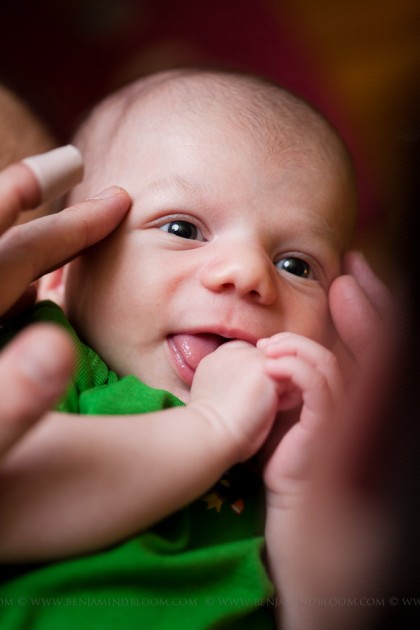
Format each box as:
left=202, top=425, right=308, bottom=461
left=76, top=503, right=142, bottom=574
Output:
left=0, top=69, right=358, bottom=629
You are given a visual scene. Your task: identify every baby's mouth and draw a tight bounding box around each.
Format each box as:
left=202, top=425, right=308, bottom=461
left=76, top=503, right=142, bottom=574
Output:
left=170, top=333, right=229, bottom=369
left=167, top=333, right=230, bottom=386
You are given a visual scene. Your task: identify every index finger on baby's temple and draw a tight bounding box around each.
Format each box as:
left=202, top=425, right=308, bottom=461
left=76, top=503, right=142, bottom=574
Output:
left=0, top=187, right=131, bottom=314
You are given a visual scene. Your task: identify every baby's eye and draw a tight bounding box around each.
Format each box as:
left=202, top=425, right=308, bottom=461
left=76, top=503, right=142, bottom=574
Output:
left=276, top=256, right=311, bottom=278
left=159, top=220, right=205, bottom=241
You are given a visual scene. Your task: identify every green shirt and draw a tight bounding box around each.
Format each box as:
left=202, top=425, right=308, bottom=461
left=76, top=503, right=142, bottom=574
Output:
left=0, top=302, right=275, bottom=629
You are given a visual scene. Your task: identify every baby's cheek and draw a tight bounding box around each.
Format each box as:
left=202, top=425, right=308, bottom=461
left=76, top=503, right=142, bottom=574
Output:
left=319, top=303, right=337, bottom=349
left=302, top=297, right=335, bottom=347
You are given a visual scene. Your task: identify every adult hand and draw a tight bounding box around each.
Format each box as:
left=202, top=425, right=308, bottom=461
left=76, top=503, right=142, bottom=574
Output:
left=328, top=251, right=398, bottom=490
left=0, top=156, right=131, bottom=317
left=291, top=254, right=397, bottom=627
left=295, top=253, right=397, bottom=626
left=0, top=151, right=131, bottom=455
left=263, top=252, right=398, bottom=629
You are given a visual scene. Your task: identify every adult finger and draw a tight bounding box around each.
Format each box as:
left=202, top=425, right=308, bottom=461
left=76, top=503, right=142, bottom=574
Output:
left=0, top=324, right=75, bottom=458
left=329, top=273, right=380, bottom=363
left=329, top=251, right=395, bottom=363
left=0, top=186, right=131, bottom=314
left=343, top=251, right=392, bottom=315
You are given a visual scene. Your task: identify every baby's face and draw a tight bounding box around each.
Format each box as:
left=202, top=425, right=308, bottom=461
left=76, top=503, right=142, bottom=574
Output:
left=65, top=101, right=356, bottom=401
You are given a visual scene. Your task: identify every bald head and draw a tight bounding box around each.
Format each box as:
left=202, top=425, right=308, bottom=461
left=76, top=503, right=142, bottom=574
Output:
left=70, top=68, right=357, bottom=245
left=77, top=69, right=352, bottom=167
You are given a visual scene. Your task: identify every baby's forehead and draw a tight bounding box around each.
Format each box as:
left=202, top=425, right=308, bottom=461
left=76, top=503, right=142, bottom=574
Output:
left=84, top=71, right=336, bottom=148
left=76, top=71, right=356, bottom=220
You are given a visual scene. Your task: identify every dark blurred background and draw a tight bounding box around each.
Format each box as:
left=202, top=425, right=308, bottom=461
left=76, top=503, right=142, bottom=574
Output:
left=0, top=0, right=418, bottom=274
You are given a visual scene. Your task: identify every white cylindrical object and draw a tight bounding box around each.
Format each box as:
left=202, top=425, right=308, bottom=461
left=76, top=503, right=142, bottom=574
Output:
left=22, top=145, right=84, bottom=203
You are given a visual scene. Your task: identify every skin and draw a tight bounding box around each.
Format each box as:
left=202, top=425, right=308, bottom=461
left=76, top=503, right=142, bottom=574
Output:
left=63, top=87, right=356, bottom=403
left=35, top=72, right=355, bottom=555
left=0, top=74, right=393, bottom=628
left=0, top=160, right=130, bottom=454
left=262, top=253, right=396, bottom=629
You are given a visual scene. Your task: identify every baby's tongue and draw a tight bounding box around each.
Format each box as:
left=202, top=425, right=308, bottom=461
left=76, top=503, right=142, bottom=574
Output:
left=171, top=333, right=224, bottom=370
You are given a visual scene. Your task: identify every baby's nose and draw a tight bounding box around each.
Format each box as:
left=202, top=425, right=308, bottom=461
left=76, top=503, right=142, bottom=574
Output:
left=199, top=243, right=278, bottom=305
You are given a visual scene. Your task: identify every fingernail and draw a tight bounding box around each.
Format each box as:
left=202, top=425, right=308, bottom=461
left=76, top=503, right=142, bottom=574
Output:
left=22, top=145, right=84, bottom=203
left=93, top=185, right=124, bottom=199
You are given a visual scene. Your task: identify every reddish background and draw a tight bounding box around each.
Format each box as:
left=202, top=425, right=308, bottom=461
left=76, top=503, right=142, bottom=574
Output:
left=1, top=0, right=418, bottom=246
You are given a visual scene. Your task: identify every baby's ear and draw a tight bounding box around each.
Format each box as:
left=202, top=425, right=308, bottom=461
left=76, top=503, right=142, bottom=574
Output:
left=38, top=266, right=67, bottom=308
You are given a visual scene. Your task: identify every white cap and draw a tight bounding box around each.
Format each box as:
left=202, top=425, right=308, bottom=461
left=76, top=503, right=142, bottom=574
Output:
left=22, top=145, right=84, bottom=203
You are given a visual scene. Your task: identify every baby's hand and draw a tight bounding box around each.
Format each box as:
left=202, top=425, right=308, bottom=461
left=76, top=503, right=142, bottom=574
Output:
left=257, top=332, right=343, bottom=496
left=189, top=341, right=279, bottom=464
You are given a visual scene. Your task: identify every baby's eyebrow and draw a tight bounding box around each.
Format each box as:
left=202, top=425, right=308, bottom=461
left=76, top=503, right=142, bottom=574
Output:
left=272, top=208, right=341, bottom=246
left=308, top=215, right=338, bottom=244
left=145, top=175, right=205, bottom=197
left=144, top=174, right=216, bottom=209
left=175, top=175, right=204, bottom=196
